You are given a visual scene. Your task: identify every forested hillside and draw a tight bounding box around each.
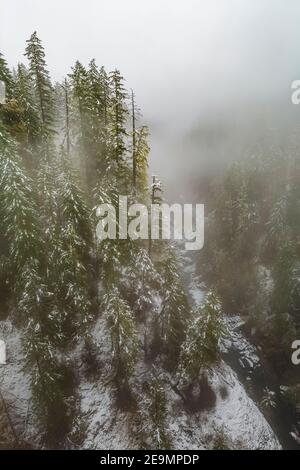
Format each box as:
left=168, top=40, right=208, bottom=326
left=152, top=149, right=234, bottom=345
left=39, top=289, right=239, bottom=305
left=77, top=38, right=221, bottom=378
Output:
left=197, top=134, right=300, bottom=442
left=2, top=29, right=298, bottom=450
left=0, top=33, right=231, bottom=449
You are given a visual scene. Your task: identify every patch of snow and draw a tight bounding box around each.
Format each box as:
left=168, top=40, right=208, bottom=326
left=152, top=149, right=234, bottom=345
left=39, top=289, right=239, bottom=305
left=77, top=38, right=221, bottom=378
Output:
left=164, top=361, right=280, bottom=450
left=223, top=316, right=260, bottom=371
left=0, top=320, right=41, bottom=447
left=0, top=315, right=281, bottom=450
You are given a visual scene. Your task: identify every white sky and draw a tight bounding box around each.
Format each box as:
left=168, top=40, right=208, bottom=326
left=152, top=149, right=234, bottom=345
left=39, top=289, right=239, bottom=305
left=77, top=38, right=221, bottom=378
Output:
left=2, top=0, right=300, bottom=182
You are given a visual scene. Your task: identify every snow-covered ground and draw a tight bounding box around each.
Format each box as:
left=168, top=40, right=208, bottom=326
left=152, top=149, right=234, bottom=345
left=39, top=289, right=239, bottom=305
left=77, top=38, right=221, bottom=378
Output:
left=0, top=248, right=281, bottom=450
left=167, top=361, right=280, bottom=450
left=0, top=320, right=41, bottom=447
left=0, top=316, right=281, bottom=449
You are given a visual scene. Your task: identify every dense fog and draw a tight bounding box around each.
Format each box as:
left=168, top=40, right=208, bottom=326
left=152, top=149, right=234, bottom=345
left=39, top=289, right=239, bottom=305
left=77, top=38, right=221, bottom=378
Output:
left=2, top=0, right=300, bottom=189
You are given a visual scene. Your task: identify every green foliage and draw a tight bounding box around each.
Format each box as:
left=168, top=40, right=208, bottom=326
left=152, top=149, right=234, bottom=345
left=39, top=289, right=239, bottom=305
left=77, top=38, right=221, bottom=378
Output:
left=271, top=243, right=297, bottom=315
left=109, top=69, right=130, bottom=188
left=0, top=32, right=201, bottom=446
left=68, top=60, right=112, bottom=189
left=211, top=428, right=231, bottom=450
left=14, top=63, right=42, bottom=153
left=47, top=238, right=92, bottom=341
left=58, top=153, right=92, bottom=259
left=25, top=32, right=54, bottom=134
left=0, top=125, right=42, bottom=273
left=37, top=155, right=60, bottom=230
left=94, top=179, right=131, bottom=287
left=17, top=260, right=74, bottom=443
left=134, top=126, right=150, bottom=200
left=104, top=288, right=140, bottom=387
left=197, top=142, right=300, bottom=387
left=177, top=292, right=226, bottom=387
left=155, top=246, right=189, bottom=368
left=125, top=247, right=160, bottom=315
left=139, top=375, right=171, bottom=450
left=0, top=52, right=14, bottom=98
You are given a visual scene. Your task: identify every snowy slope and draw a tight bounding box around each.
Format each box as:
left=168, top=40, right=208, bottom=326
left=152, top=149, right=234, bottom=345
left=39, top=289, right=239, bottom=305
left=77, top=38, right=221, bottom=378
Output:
left=0, top=316, right=281, bottom=450
left=165, top=361, right=281, bottom=450
left=0, top=320, right=41, bottom=447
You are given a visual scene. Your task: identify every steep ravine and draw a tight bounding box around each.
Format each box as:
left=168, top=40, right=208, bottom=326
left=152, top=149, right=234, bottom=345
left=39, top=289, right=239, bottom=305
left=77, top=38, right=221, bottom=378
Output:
left=0, top=262, right=281, bottom=451
left=183, top=249, right=299, bottom=450
left=0, top=248, right=283, bottom=450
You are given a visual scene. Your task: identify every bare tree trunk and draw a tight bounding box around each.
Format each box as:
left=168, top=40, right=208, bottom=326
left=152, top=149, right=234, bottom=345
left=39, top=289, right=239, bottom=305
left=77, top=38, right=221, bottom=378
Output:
left=131, top=89, right=137, bottom=194
left=148, top=175, right=156, bottom=256
left=64, top=79, right=70, bottom=157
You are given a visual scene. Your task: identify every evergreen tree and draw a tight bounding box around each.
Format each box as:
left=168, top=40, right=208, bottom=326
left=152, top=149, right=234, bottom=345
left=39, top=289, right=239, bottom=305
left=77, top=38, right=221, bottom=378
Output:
left=177, top=292, right=226, bottom=388
left=125, top=247, right=160, bottom=316
left=88, top=62, right=111, bottom=179
left=18, top=261, right=71, bottom=443
left=131, top=89, right=138, bottom=193
left=47, top=153, right=94, bottom=337
left=25, top=32, right=54, bottom=135
left=148, top=175, right=163, bottom=256
left=0, top=124, right=41, bottom=274
left=271, top=242, right=297, bottom=316
left=59, top=153, right=92, bottom=261
left=97, top=65, right=111, bottom=173
left=14, top=63, right=42, bottom=164
left=0, top=52, right=14, bottom=99
left=0, top=54, right=24, bottom=142
left=109, top=69, right=129, bottom=187
left=33, top=151, right=93, bottom=341
left=61, top=78, right=71, bottom=157
left=47, top=236, right=92, bottom=341
left=95, top=178, right=132, bottom=288
left=104, top=288, right=140, bottom=388
left=139, top=374, right=171, bottom=449
left=88, top=60, right=104, bottom=120
left=0, top=31, right=213, bottom=446
left=154, top=245, right=189, bottom=368
left=69, top=61, right=97, bottom=186
left=130, top=90, right=149, bottom=199
left=135, top=126, right=150, bottom=199
left=36, top=150, right=60, bottom=233
left=266, top=194, right=288, bottom=251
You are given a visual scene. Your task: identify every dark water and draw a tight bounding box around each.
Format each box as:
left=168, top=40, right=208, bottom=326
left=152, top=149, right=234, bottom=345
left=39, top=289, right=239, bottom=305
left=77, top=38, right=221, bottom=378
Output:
left=223, top=344, right=300, bottom=450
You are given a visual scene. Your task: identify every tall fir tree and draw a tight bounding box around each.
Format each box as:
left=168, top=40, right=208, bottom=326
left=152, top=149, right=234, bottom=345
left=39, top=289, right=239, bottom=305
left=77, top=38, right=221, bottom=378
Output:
left=139, top=374, right=171, bottom=449
left=25, top=32, right=54, bottom=137
left=109, top=69, right=129, bottom=188
left=177, top=292, right=226, bottom=388
left=0, top=52, right=14, bottom=99
left=0, top=123, right=42, bottom=274
left=14, top=63, right=42, bottom=165
left=153, top=245, right=189, bottom=368
left=104, top=288, right=140, bottom=389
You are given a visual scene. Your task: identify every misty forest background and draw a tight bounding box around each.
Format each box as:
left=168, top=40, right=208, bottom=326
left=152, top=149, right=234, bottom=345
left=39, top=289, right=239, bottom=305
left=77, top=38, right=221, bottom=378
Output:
left=0, top=33, right=299, bottom=449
